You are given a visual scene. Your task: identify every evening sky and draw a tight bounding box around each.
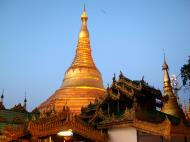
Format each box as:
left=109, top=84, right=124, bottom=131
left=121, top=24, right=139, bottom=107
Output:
left=0, top=0, right=190, bottom=111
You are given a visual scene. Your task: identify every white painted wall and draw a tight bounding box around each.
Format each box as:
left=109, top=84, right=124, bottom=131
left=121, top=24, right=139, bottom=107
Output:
left=108, top=127, right=137, bottom=142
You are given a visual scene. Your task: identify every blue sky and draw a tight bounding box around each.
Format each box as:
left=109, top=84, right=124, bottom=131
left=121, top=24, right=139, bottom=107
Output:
left=0, top=0, right=190, bottom=111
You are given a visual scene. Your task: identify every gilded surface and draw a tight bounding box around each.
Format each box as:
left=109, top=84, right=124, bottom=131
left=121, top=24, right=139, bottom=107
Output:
left=61, top=8, right=104, bottom=89
left=161, top=59, right=181, bottom=117
left=28, top=110, right=108, bottom=142
left=38, top=8, right=105, bottom=114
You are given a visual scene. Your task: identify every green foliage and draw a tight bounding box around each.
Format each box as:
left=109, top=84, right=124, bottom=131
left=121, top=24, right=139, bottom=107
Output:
left=181, top=56, right=190, bottom=86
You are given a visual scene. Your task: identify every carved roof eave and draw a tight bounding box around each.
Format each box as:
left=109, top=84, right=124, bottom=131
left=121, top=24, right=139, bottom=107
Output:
left=35, top=111, right=69, bottom=124
left=108, top=90, right=120, bottom=101
left=28, top=111, right=108, bottom=142
left=10, top=104, right=27, bottom=113
left=97, top=115, right=190, bottom=137
left=103, top=84, right=134, bottom=102
left=89, top=107, right=107, bottom=124
left=117, top=78, right=142, bottom=91
left=2, top=125, right=25, bottom=140
left=113, top=83, right=134, bottom=98
left=98, top=117, right=171, bottom=137
left=97, top=106, right=136, bottom=127
left=116, top=73, right=162, bottom=98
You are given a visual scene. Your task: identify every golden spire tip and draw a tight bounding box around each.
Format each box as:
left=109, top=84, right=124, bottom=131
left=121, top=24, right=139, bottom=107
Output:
left=163, top=48, right=166, bottom=63
left=84, top=4, right=86, bottom=12
left=162, top=49, right=168, bottom=70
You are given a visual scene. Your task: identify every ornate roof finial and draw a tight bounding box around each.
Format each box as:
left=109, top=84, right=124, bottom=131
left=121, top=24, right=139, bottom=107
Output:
left=81, top=4, right=88, bottom=23
left=24, top=91, right=27, bottom=110
left=162, top=49, right=168, bottom=70
left=1, top=89, right=4, bottom=103
left=163, top=48, right=166, bottom=61
left=119, top=70, right=124, bottom=79
left=113, top=73, right=116, bottom=82
left=142, top=75, right=145, bottom=81
left=84, top=3, right=86, bottom=12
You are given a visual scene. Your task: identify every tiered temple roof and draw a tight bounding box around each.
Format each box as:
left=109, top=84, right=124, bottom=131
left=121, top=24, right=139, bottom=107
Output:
left=80, top=70, right=190, bottom=138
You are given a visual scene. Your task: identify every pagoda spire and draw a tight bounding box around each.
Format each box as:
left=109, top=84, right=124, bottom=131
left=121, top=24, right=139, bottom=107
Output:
left=62, top=6, right=104, bottom=89
left=162, top=55, right=173, bottom=96
left=69, top=5, right=96, bottom=69
left=161, top=56, right=181, bottom=117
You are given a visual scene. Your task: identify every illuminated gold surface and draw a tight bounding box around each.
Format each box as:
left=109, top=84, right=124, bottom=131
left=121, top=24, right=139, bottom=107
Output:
left=39, top=87, right=105, bottom=114
left=161, top=59, right=180, bottom=117
left=38, top=7, right=105, bottom=114
left=62, top=7, right=104, bottom=89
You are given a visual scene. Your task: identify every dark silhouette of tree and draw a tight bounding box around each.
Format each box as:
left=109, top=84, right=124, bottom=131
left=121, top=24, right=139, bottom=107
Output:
left=181, top=56, right=190, bottom=86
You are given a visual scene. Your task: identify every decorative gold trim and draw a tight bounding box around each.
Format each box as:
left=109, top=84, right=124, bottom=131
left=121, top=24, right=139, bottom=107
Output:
left=64, top=86, right=106, bottom=92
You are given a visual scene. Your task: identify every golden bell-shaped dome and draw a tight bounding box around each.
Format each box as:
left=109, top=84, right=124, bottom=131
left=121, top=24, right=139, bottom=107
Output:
left=61, top=8, right=104, bottom=90
left=38, top=7, right=105, bottom=115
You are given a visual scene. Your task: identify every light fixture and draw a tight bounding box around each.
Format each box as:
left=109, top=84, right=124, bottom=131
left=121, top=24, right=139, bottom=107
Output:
left=57, top=129, right=73, bottom=137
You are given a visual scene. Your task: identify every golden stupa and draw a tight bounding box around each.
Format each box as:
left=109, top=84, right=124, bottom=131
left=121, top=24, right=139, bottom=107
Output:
left=161, top=57, right=181, bottom=117
left=38, top=7, right=105, bottom=114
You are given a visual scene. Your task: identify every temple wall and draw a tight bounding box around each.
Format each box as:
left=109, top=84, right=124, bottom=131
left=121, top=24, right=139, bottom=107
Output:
left=170, top=136, right=190, bottom=142
left=138, top=132, right=190, bottom=142
left=138, top=134, right=161, bottom=142
left=108, top=127, right=137, bottom=142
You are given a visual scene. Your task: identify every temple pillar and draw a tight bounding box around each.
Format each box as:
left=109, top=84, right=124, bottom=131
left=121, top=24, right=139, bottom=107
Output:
left=160, top=136, right=164, bottom=142
left=184, top=136, right=187, bottom=142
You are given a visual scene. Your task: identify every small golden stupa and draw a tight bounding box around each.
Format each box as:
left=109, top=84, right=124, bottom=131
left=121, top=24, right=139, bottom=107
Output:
left=38, top=7, right=105, bottom=114
left=161, top=57, right=181, bottom=117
